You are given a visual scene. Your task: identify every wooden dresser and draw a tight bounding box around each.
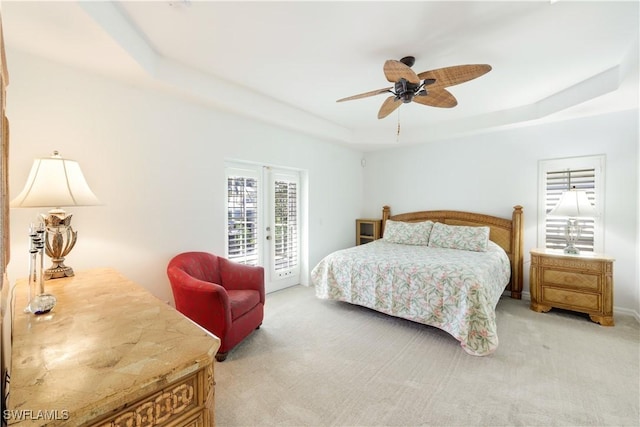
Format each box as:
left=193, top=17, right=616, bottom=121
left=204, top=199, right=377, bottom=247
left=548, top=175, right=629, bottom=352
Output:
left=8, top=268, right=220, bottom=426
left=529, top=248, right=614, bottom=326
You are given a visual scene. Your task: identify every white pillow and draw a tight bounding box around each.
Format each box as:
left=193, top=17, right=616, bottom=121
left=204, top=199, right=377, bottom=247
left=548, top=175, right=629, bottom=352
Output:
left=383, top=220, right=433, bottom=245
left=428, top=222, right=490, bottom=252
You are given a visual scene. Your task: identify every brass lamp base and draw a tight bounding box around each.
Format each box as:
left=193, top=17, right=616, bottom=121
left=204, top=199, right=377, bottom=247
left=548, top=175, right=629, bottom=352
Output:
left=44, top=264, right=74, bottom=280
left=42, top=210, right=78, bottom=281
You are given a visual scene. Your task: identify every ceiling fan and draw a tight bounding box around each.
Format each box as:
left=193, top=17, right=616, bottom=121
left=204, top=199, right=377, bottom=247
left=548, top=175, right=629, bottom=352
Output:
left=337, top=56, right=492, bottom=119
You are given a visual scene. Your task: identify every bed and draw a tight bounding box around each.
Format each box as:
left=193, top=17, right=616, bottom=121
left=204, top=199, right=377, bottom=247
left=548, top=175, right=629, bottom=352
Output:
left=311, top=205, right=523, bottom=356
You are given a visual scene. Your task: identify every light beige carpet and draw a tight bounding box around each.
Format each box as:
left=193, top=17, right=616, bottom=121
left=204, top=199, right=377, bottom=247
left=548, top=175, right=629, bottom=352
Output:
left=215, top=285, right=640, bottom=426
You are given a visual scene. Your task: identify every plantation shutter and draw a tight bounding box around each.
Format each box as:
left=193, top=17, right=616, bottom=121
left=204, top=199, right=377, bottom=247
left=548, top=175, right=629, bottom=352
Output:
left=273, top=176, right=299, bottom=274
left=545, top=168, right=596, bottom=252
left=226, top=171, right=259, bottom=266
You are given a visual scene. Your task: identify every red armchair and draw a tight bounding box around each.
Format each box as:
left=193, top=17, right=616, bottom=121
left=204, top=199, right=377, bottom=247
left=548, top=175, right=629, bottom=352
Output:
left=167, top=252, right=265, bottom=362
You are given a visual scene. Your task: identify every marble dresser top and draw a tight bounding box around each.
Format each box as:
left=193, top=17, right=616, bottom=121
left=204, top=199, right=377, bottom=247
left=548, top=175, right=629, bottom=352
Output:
left=8, top=268, right=220, bottom=426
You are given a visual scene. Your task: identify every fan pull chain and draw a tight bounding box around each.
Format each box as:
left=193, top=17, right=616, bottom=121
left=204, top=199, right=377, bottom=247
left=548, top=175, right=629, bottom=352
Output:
left=396, top=109, right=401, bottom=143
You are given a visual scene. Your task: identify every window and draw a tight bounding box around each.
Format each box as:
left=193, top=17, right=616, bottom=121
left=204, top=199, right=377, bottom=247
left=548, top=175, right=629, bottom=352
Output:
left=538, top=155, right=605, bottom=253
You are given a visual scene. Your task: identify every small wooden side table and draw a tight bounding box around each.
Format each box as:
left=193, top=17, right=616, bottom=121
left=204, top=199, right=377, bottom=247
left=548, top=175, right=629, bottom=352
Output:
left=530, top=248, right=614, bottom=326
left=355, top=219, right=381, bottom=245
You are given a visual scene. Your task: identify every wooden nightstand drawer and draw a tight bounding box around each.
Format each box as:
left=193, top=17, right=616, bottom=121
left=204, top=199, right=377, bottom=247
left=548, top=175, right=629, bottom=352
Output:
left=542, top=287, right=601, bottom=311
left=542, top=269, right=600, bottom=291
left=537, top=255, right=607, bottom=273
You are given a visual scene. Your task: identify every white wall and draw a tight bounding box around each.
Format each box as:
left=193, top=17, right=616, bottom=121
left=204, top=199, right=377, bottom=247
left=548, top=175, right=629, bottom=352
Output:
left=6, top=50, right=364, bottom=304
left=6, top=49, right=638, bottom=319
left=362, top=110, right=639, bottom=317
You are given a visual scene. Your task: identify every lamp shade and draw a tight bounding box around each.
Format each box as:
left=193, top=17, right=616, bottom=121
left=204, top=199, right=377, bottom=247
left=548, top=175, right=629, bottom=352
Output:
left=547, top=189, right=597, bottom=219
left=10, top=151, right=100, bottom=208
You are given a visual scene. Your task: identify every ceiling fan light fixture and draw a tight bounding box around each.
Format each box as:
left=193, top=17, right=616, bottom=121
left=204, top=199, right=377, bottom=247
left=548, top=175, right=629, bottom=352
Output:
left=400, top=56, right=415, bottom=67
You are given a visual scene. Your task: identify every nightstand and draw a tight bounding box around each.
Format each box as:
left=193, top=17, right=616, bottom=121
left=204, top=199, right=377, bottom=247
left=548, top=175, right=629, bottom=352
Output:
left=356, top=219, right=381, bottom=245
left=530, top=248, right=614, bottom=326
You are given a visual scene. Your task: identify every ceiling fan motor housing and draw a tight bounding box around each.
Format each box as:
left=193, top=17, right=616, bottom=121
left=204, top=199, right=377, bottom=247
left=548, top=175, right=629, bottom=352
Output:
left=395, top=79, right=421, bottom=103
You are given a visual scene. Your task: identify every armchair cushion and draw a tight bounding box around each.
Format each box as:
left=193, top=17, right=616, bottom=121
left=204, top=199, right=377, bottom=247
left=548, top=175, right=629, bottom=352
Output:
left=228, top=289, right=261, bottom=320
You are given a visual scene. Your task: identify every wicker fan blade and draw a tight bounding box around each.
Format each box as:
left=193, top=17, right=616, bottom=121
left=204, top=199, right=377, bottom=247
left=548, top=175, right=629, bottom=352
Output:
left=337, top=87, right=393, bottom=102
left=417, top=64, right=491, bottom=89
left=413, top=88, right=458, bottom=108
left=378, top=96, right=402, bottom=119
left=384, top=60, right=420, bottom=84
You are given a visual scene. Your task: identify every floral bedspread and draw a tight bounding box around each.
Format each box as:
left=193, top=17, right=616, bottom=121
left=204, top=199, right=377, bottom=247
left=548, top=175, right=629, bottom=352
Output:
left=311, top=240, right=511, bottom=356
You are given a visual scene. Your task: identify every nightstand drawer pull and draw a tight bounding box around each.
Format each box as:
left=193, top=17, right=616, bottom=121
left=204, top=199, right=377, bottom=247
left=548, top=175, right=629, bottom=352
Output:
left=543, top=288, right=601, bottom=311
left=543, top=270, right=600, bottom=291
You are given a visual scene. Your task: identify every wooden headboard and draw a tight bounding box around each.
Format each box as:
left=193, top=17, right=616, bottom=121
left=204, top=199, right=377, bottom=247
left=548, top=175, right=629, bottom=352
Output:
left=382, top=205, right=524, bottom=299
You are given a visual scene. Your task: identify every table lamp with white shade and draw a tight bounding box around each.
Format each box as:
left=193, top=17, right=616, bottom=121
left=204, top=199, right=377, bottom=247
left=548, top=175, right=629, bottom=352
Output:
left=11, top=151, right=100, bottom=279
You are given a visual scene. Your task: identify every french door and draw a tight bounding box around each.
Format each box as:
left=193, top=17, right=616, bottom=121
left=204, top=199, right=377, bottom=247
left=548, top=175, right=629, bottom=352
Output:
left=225, top=163, right=301, bottom=293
